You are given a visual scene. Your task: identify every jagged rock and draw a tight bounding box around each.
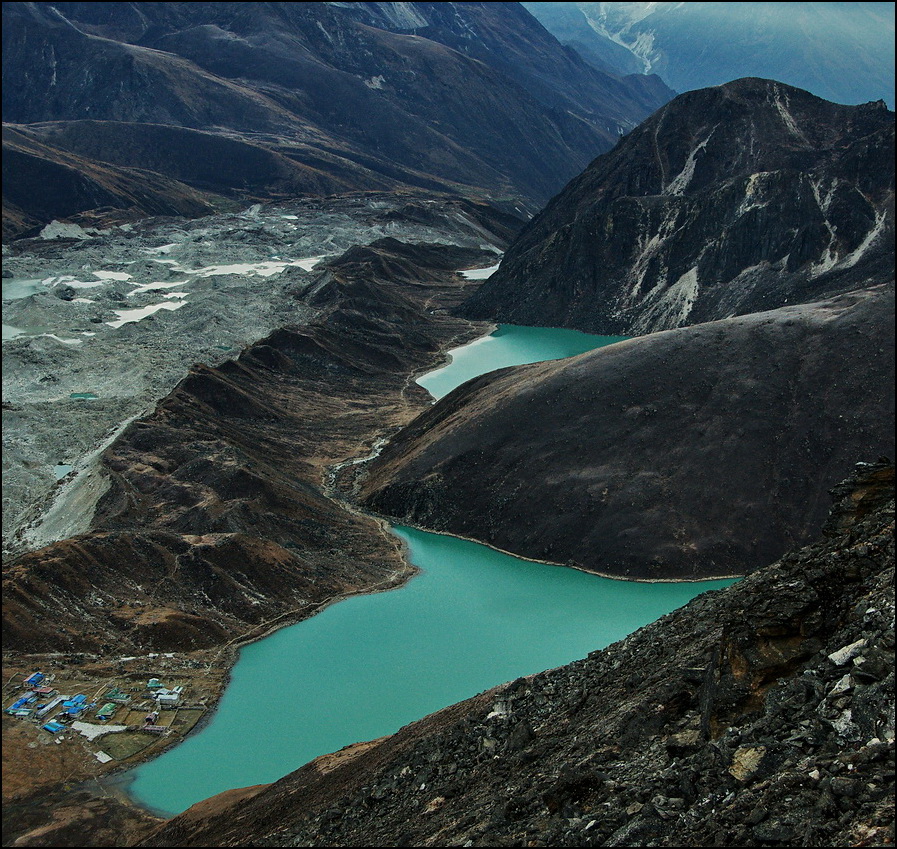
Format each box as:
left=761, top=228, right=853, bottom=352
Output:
left=461, top=79, right=894, bottom=335
left=729, top=746, right=767, bottom=781
left=828, top=639, right=868, bottom=665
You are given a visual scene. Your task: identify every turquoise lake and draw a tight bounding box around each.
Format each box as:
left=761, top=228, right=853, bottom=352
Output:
left=418, top=323, right=627, bottom=400
left=127, top=322, right=733, bottom=816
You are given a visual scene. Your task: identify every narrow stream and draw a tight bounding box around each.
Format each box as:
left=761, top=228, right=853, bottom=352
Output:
left=126, top=323, right=734, bottom=816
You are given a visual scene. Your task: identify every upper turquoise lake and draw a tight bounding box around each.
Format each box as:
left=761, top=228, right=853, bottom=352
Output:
left=127, top=322, right=734, bottom=816
left=418, top=323, right=627, bottom=400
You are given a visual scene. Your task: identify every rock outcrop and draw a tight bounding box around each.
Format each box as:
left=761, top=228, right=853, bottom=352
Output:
left=143, top=460, right=895, bottom=848
left=363, top=285, right=895, bottom=579
left=461, top=78, right=895, bottom=335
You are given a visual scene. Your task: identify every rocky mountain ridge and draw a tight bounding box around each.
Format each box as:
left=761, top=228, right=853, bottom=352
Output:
left=4, top=232, right=499, bottom=656
left=461, top=78, right=895, bottom=335
left=362, top=285, right=895, bottom=580
left=1, top=1, right=673, bottom=237
left=143, top=460, right=895, bottom=847
left=2, top=193, right=518, bottom=553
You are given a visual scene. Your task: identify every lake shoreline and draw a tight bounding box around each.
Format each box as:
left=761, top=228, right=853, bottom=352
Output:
left=123, top=322, right=735, bottom=815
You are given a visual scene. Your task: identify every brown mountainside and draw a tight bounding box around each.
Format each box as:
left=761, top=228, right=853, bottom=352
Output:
left=2, top=237, right=496, bottom=657
left=1, top=1, right=674, bottom=237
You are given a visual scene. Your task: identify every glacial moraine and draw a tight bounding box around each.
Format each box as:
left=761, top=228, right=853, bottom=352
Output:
left=127, top=325, right=731, bottom=816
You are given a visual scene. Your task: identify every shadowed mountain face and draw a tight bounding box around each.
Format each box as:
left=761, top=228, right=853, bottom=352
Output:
left=461, top=79, right=895, bottom=335
left=363, top=286, right=895, bottom=580
left=142, top=462, right=895, bottom=849
left=1, top=1, right=674, bottom=237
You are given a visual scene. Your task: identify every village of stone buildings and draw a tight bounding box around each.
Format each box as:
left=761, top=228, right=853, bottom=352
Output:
left=3, top=660, right=211, bottom=765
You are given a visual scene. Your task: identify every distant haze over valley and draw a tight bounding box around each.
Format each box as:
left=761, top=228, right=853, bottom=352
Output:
left=525, top=1, right=896, bottom=108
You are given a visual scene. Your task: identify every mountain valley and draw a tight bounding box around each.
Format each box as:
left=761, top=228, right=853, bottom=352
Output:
left=524, top=2, right=896, bottom=109
left=2, top=194, right=517, bottom=844
left=146, top=460, right=895, bottom=848
left=2, top=1, right=673, bottom=238
left=363, top=286, right=894, bottom=580
left=2, top=3, right=894, bottom=848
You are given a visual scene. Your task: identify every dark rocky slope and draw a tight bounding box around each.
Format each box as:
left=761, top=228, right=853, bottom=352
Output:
left=2, top=238, right=493, bottom=656
left=363, top=285, right=894, bottom=580
left=2, top=2, right=674, bottom=236
left=143, top=461, right=895, bottom=848
left=1, top=125, right=220, bottom=239
left=461, top=79, right=895, bottom=335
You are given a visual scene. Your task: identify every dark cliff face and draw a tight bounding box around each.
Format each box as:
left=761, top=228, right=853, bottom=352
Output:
left=143, top=462, right=895, bottom=848
left=363, top=285, right=895, bottom=580
left=1, top=1, right=674, bottom=236
left=461, top=78, right=895, bottom=334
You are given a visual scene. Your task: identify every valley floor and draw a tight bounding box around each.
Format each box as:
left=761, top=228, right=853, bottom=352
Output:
left=2, top=194, right=510, bottom=845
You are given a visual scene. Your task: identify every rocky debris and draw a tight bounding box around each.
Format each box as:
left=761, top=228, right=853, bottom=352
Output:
left=361, top=285, right=894, bottom=579
left=461, top=78, right=895, bottom=335
left=142, top=461, right=895, bottom=848
left=3, top=229, right=501, bottom=657
left=2, top=193, right=518, bottom=558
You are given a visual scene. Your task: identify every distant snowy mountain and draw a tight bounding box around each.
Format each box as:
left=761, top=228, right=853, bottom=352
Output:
left=525, top=2, right=896, bottom=108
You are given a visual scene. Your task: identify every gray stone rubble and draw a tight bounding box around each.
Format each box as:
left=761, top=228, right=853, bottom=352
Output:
left=2, top=196, right=503, bottom=557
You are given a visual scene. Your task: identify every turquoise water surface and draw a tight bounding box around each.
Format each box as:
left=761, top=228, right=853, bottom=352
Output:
left=128, top=527, right=732, bottom=815
left=127, top=323, right=731, bottom=816
left=418, top=324, right=627, bottom=399
left=2, top=278, right=47, bottom=300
